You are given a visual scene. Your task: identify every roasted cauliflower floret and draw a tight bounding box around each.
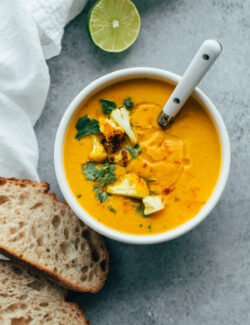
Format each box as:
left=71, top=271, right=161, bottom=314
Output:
left=107, top=173, right=149, bottom=199
left=143, top=195, right=164, bottom=215
left=89, top=135, right=108, bottom=162
left=108, top=149, right=131, bottom=167
left=111, top=106, right=137, bottom=145
left=99, top=117, right=124, bottom=153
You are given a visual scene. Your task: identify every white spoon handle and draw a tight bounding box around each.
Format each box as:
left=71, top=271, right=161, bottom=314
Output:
left=159, top=39, right=222, bottom=128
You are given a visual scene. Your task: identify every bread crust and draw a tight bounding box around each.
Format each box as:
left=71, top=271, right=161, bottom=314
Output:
left=0, top=260, right=89, bottom=325
left=0, top=242, right=108, bottom=293
left=66, top=302, right=89, bottom=325
left=0, top=177, right=109, bottom=293
left=0, top=176, right=50, bottom=192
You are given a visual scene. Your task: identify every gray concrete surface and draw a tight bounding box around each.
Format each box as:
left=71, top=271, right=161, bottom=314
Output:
left=35, top=0, right=250, bottom=324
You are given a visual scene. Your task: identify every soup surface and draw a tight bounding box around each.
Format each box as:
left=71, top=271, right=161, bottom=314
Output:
left=64, top=78, right=221, bottom=235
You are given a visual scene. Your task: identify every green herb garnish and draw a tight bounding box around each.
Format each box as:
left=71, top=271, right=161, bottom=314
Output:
left=141, top=178, right=156, bottom=195
left=99, top=99, right=116, bottom=115
left=76, top=194, right=82, bottom=198
left=148, top=225, right=152, bottom=232
left=136, top=204, right=144, bottom=216
left=143, top=178, right=156, bottom=183
left=126, top=144, right=141, bottom=159
left=82, top=162, right=117, bottom=203
left=82, top=162, right=100, bottom=180
left=124, top=97, right=134, bottom=110
left=139, top=224, right=143, bottom=227
left=135, top=202, right=149, bottom=218
left=75, top=115, right=100, bottom=140
left=108, top=205, right=116, bottom=213
left=95, top=191, right=108, bottom=203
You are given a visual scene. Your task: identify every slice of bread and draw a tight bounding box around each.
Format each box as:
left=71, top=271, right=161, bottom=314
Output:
left=0, top=177, right=108, bottom=293
left=0, top=261, right=88, bottom=324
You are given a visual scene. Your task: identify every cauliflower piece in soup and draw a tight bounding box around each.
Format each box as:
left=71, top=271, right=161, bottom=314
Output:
left=89, top=135, right=108, bottom=162
left=99, top=118, right=124, bottom=153
left=108, top=149, right=131, bottom=167
left=111, top=106, right=137, bottom=145
left=107, top=173, right=149, bottom=199
left=143, top=195, right=164, bottom=215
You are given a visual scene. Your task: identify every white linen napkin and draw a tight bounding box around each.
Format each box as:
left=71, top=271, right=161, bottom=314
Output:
left=0, top=0, right=87, bottom=259
left=0, top=0, right=87, bottom=181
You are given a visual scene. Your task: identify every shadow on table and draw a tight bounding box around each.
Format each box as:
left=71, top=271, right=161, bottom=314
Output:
left=61, top=0, right=182, bottom=70
left=68, top=215, right=215, bottom=317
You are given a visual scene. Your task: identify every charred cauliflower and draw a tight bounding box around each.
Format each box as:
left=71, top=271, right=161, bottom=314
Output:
left=99, top=117, right=124, bottom=153
left=107, top=173, right=149, bottom=199
left=89, top=135, right=108, bottom=162
left=108, top=149, right=131, bottom=167
left=143, top=195, right=164, bottom=215
left=111, top=106, right=137, bottom=145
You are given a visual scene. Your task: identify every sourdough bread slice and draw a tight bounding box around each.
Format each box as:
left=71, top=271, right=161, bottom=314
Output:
left=0, top=177, right=108, bottom=292
left=0, top=261, right=87, bottom=324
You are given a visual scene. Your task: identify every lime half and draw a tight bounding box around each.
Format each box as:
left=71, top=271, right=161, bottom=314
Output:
left=88, top=0, right=141, bottom=53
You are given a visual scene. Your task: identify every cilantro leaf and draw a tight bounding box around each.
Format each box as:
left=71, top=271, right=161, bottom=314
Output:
left=75, top=115, right=100, bottom=140
left=143, top=178, right=156, bottom=183
left=96, top=191, right=108, bottom=203
left=126, top=144, right=141, bottom=159
left=136, top=204, right=144, bottom=216
left=135, top=202, right=149, bottom=218
left=108, top=205, right=116, bottom=213
left=141, top=178, right=157, bottom=195
left=82, top=162, right=117, bottom=203
left=124, top=97, right=134, bottom=110
left=99, top=99, right=116, bottom=115
left=81, top=162, right=100, bottom=180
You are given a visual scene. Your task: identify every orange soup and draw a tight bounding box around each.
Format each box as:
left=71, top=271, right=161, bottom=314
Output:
left=64, top=78, right=221, bottom=235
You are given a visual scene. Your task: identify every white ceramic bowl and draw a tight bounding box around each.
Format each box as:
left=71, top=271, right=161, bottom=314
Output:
left=54, top=67, right=230, bottom=245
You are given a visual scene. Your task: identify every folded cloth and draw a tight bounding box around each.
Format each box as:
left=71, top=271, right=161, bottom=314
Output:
left=24, top=0, right=87, bottom=59
left=0, top=0, right=87, bottom=181
left=0, top=0, right=87, bottom=259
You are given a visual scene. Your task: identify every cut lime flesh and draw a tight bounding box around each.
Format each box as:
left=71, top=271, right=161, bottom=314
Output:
left=88, top=0, right=141, bottom=53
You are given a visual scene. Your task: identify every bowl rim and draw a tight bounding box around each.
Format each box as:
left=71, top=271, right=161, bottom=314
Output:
left=54, top=67, right=231, bottom=245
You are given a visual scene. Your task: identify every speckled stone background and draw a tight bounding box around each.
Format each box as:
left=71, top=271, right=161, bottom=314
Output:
left=35, top=0, right=250, bottom=324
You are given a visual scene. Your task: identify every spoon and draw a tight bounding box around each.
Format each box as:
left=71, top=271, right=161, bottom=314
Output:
left=158, top=39, right=222, bottom=129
